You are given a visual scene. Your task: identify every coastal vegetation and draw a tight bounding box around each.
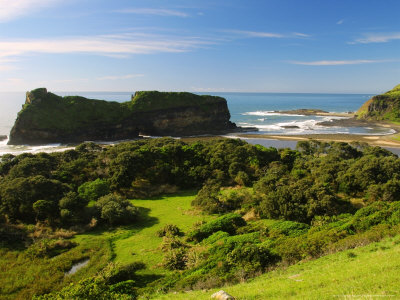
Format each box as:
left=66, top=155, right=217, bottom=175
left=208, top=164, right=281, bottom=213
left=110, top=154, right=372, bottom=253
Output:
left=1, top=138, right=400, bottom=298
left=356, top=84, right=400, bottom=122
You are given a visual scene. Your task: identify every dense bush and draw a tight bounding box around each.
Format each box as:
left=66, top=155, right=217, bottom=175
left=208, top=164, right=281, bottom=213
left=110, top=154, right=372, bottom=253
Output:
left=187, top=213, right=246, bottom=242
left=95, top=194, right=138, bottom=225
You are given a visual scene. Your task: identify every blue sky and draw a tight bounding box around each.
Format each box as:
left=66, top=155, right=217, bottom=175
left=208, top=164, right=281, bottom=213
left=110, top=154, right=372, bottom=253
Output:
left=0, top=0, right=399, bottom=93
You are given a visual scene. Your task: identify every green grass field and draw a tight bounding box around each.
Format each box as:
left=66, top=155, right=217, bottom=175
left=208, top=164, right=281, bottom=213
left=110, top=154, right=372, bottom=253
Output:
left=113, top=191, right=213, bottom=274
left=155, top=235, right=400, bottom=300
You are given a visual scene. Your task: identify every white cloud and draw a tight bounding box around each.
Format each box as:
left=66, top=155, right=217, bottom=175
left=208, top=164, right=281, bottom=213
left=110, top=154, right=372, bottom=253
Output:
left=226, top=30, right=310, bottom=39
left=115, top=8, right=188, bottom=17
left=0, top=34, right=210, bottom=61
left=226, top=30, right=284, bottom=38
left=353, top=33, right=400, bottom=44
left=0, top=0, right=60, bottom=22
left=289, top=59, right=391, bottom=66
left=293, top=32, right=310, bottom=38
left=97, top=74, right=144, bottom=81
left=337, top=19, right=344, bottom=25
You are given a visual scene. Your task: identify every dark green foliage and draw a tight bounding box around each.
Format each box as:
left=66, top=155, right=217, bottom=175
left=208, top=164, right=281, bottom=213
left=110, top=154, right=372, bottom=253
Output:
left=268, top=220, right=310, bottom=237
left=187, top=213, right=246, bottom=242
left=0, top=175, right=66, bottom=223
left=35, top=277, right=134, bottom=300
left=130, top=91, right=226, bottom=112
left=191, top=181, right=222, bottom=213
left=78, top=179, right=110, bottom=202
left=226, top=244, right=277, bottom=273
left=33, top=200, right=57, bottom=221
left=95, top=194, right=138, bottom=225
left=201, top=231, right=230, bottom=245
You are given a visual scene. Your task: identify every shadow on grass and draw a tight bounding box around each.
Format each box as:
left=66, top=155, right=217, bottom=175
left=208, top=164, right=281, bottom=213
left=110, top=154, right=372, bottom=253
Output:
left=133, top=273, right=164, bottom=288
left=0, top=225, right=30, bottom=250
left=133, top=206, right=159, bottom=229
left=135, top=189, right=198, bottom=202
left=79, top=206, right=159, bottom=239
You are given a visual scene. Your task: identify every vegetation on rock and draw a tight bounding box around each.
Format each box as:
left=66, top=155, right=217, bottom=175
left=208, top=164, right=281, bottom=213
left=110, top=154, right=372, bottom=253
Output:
left=356, top=83, right=400, bottom=122
left=8, top=88, right=236, bottom=145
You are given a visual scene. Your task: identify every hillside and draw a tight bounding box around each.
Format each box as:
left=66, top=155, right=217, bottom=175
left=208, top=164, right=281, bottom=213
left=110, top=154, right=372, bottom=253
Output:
left=8, top=88, right=237, bottom=145
left=157, top=235, right=400, bottom=299
left=356, top=84, right=400, bottom=122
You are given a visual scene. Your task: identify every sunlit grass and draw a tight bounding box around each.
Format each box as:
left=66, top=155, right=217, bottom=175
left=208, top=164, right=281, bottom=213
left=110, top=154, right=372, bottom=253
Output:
left=113, top=191, right=213, bottom=275
left=155, top=235, right=400, bottom=299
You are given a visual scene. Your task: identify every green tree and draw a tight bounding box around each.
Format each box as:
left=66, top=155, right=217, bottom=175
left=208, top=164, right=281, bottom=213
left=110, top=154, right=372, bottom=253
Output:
left=95, top=194, right=138, bottom=225
left=78, top=178, right=110, bottom=202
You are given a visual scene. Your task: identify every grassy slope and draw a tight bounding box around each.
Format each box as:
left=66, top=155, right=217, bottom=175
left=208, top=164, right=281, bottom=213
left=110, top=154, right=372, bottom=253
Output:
left=156, top=235, right=400, bottom=300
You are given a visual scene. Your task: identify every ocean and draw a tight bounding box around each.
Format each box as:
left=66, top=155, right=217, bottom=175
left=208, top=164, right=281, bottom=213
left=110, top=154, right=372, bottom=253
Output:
left=0, top=91, right=397, bottom=156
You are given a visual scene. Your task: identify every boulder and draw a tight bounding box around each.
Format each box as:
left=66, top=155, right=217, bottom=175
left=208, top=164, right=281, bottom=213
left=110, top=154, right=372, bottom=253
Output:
left=211, top=290, right=235, bottom=300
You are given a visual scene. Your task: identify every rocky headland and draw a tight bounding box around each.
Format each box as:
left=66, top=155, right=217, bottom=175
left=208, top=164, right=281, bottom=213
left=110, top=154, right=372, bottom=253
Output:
left=8, top=88, right=241, bottom=145
left=356, top=84, right=400, bottom=122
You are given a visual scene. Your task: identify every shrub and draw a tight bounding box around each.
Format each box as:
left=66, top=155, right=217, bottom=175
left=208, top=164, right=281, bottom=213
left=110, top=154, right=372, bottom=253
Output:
left=163, top=248, right=188, bottom=270
left=156, top=224, right=182, bottom=237
left=187, top=213, right=246, bottom=242
left=202, top=231, right=230, bottom=245
left=78, top=178, right=110, bottom=202
left=95, top=194, right=138, bottom=225
left=160, top=236, right=188, bottom=251
left=352, top=201, right=392, bottom=231
left=268, top=220, right=310, bottom=237
left=226, top=244, right=277, bottom=273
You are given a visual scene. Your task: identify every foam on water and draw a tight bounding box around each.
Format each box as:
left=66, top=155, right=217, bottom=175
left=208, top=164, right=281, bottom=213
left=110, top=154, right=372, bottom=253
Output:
left=0, top=138, right=74, bottom=156
left=242, top=111, right=305, bottom=117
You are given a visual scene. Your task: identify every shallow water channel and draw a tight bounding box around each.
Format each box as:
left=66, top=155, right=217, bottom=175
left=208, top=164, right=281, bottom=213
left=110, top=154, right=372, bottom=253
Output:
left=65, top=259, right=90, bottom=276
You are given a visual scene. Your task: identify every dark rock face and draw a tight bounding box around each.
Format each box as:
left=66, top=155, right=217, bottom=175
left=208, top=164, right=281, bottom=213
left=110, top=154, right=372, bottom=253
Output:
left=8, top=88, right=238, bottom=145
left=0, top=135, right=7, bottom=141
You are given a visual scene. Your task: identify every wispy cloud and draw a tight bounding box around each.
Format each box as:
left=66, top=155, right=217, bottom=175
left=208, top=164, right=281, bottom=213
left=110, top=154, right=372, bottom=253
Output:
left=289, top=59, right=392, bottom=66
left=97, top=74, right=144, bottom=81
left=115, top=8, right=188, bottom=17
left=337, top=19, right=344, bottom=25
left=0, top=58, right=18, bottom=71
left=293, top=32, right=311, bottom=38
left=0, top=0, right=61, bottom=22
left=225, top=30, right=310, bottom=39
left=0, top=34, right=211, bottom=62
left=229, top=30, right=284, bottom=38
left=352, top=32, right=400, bottom=44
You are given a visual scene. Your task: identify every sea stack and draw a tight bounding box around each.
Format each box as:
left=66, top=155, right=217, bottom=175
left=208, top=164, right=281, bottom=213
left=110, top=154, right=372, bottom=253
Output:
left=8, top=88, right=238, bottom=145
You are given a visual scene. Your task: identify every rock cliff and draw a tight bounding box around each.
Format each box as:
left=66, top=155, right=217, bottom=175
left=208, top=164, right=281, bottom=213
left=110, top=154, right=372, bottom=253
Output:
left=356, top=84, right=400, bottom=122
left=8, top=88, right=238, bottom=145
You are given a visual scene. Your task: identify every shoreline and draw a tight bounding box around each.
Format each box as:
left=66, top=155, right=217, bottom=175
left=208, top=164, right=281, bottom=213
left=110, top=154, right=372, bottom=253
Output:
left=236, top=132, right=400, bottom=149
